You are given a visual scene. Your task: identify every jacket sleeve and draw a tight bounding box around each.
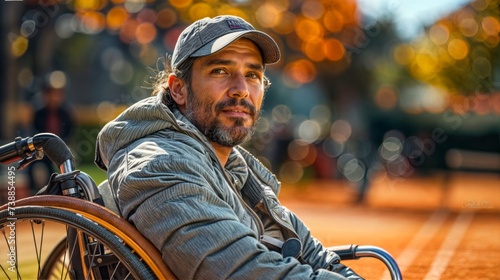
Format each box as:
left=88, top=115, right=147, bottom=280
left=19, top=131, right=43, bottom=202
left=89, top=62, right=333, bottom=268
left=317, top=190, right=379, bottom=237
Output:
left=286, top=208, right=365, bottom=280
left=111, top=150, right=352, bottom=280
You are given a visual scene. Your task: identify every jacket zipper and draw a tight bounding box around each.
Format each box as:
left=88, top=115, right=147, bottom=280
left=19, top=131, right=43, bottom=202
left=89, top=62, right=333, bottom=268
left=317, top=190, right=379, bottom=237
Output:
left=222, top=167, right=265, bottom=237
left=261, top=191, right=299, bottom=240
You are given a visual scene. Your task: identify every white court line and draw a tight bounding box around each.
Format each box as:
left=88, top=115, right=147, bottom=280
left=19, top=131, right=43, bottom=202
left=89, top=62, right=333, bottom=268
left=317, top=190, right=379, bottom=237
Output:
left=380, top=210, right=449, bottom=280
left=423, top=212, right=474, bottom=280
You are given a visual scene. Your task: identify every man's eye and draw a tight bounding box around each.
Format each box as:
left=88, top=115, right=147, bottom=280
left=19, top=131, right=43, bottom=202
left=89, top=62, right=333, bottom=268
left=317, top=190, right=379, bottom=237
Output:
left=211, top=69, right=226, bottom=74
left=247, top=72, right=260, bottom=79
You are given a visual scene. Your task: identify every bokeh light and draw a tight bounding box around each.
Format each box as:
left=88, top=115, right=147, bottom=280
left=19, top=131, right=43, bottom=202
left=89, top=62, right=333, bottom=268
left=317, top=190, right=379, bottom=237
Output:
left=169, top=0, right=192, bottom=9
left=296, top=18, right=323, bottom=42
left=330, top=120, right=352, bottom=143
left=459, top=18, right=479, bottom=37
left=10, top=35, right=28, bottom=57
left=374, top=86, right=398, bottom=110
left=429, top=24, right=450, bottom=45
left=272, top=12, right=296, bottom=34
left=55, top=14, right=76, bottom=38
left=137, top=9, right=157, bottom=23
left=393, top=43, right=415, bottom=65
left=73, top=0, right=107, bottom=11
left=471, top=0, right=489, bottom=11
left=324, top=38, right=345, bottom=62
left=156, top=8, right=177, bottom=29
left=410, top=51, right=439, bottom=80
left=301, top=0, right=323, bottom=20
left=323, top=10, right=344, bottom=33
left=379, top=136, right=403, bottom=162
left=482, top=16, right=500, bottom=36
left=20, top=20, right=36, bottom=37
left=107, top=6, right=129, bottom=30
left=310, top=105, right=331, bottom=126
left=295, top=120, right=321, bottom=144
left=337, top=153, right=365, bottom=183
left=48, top=71, right=67, bottom=89
left=284, top=59, right=316, bottom=86
left=304, top=38, right=326, bottom=62
left=322, top=138, right=344, bottom=158
left=288, top=140, right=309, bottom=162
left=80, top=11, right=106, bottom=34
left=255, top=2, right=283, bottom=29
left=385, top=155, right=413, bottom=177
left=272, top=104, right=292, bottom=123
left=119, top=18, right=139, bottom=43
left=135, top=22, right=157, bottom=44
left=189, top=3, right=216, bottom=20
left=472, top=56, right=492, bottom=78
left=125, top=0, right=146, bottom=13
left=447, top=38, right=469, bottom=60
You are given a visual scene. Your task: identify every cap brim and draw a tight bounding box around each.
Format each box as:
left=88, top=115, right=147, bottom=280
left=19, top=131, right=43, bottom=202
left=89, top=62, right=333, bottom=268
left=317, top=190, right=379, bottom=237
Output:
left=191, top=30, right=280, bottom=64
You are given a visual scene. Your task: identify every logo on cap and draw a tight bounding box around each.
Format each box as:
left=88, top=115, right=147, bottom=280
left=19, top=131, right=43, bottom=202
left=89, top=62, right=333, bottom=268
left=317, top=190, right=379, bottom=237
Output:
left=226, top=20, right=247, bottom=30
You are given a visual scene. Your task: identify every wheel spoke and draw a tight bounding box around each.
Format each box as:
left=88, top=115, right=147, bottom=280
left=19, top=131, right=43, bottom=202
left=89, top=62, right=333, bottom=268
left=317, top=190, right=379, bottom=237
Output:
left=30, top=219, right=45, bottom=278
left=0, top=228, right=12, bottom=280
left=61, top=239, right=69, bottom=280
left=0, top=264, right=12, bottom=280
left=14, top=221, right=21, bottom=280
left=66, top=227, right=80, bottom=280
left=84, top=234, right=101, bottom=280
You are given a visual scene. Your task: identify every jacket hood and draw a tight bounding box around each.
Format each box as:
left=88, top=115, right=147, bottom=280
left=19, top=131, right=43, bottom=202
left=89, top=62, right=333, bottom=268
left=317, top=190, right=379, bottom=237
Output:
left=95, top=92, right=201, bottom=170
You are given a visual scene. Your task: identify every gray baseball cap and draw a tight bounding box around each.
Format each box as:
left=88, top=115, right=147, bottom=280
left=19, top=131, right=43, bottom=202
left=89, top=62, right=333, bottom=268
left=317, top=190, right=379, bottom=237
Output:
left=171, top=15, right=281, bottom=69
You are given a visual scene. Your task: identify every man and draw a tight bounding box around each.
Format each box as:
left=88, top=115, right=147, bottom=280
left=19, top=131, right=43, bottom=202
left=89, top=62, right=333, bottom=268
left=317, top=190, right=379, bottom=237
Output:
left=30, top=83, right=74, bottom=192
left=96, top=15, right=363, bottom=279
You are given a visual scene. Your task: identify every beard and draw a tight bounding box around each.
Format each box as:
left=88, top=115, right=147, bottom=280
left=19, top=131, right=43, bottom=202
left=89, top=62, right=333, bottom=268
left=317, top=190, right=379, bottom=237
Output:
left=185, top=90, right=261, bottom=147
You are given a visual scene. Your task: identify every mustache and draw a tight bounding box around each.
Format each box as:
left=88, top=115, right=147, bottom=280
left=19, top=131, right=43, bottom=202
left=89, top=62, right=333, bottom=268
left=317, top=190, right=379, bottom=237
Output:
left=215, top=98, right=257, bottom=118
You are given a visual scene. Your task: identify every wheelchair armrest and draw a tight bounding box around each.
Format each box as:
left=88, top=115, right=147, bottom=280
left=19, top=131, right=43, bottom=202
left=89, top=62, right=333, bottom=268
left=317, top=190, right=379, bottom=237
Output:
left=328, top=244, right=403, bottom=280
left=329, top=244, right=358, bottom=260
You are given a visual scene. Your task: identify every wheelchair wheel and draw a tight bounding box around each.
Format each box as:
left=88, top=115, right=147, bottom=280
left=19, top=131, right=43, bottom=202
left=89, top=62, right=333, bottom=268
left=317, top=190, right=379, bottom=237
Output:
left=39, top=238, right=68, bottom=279
left=0, top=206, right=155, bottom=279
left=0, top=195, right=176, bottom=279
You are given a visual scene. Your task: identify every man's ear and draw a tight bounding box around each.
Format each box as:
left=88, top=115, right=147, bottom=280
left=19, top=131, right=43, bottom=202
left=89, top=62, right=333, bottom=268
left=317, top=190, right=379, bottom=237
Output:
left=168, top=74, right=187, bottom=107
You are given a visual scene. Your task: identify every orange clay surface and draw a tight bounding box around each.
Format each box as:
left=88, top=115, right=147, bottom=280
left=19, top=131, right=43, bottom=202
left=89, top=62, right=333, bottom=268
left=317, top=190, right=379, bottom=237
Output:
left=279, top=171, right=500, bottom=280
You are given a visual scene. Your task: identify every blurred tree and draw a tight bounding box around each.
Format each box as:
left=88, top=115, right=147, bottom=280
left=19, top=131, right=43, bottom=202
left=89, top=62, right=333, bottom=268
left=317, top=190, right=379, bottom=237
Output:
left=396, top=0, right=499, bottom=96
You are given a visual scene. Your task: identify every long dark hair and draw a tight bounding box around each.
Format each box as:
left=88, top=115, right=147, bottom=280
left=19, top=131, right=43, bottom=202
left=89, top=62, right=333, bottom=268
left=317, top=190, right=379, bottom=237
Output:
left=148, top=56, right=196, bottom=108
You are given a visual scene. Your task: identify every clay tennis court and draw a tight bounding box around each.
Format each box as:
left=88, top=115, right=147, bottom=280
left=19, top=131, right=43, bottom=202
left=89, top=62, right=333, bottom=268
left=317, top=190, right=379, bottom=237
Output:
left=279, top=171, right=500, bottom=279
left=3, top=171, right=499, bottom=279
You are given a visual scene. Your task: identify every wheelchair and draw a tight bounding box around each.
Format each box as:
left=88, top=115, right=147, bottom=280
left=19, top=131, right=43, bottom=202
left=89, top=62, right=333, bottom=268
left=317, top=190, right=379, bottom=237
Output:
left=0, top=133, right=402, bottom=279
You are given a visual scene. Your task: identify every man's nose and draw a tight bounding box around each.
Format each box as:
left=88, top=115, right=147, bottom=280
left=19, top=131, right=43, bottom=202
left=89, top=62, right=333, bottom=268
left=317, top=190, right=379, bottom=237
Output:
left=228, top=74, right=249, bottom=99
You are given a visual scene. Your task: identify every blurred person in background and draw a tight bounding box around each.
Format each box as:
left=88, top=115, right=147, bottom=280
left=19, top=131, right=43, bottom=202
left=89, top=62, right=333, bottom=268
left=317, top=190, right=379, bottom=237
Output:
left=28, top=81, right=75, bottom=193
left=96, top=15, right=363, bottom=280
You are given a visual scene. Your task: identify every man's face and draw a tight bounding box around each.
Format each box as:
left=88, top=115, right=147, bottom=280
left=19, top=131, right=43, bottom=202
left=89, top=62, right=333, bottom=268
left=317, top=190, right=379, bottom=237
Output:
left=185, top=38, right=266, bottom=147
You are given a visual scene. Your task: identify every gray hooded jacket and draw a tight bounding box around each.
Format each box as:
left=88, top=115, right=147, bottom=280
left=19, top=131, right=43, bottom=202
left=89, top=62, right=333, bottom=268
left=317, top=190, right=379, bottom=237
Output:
left=95, top=93, right=363, bottom=280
